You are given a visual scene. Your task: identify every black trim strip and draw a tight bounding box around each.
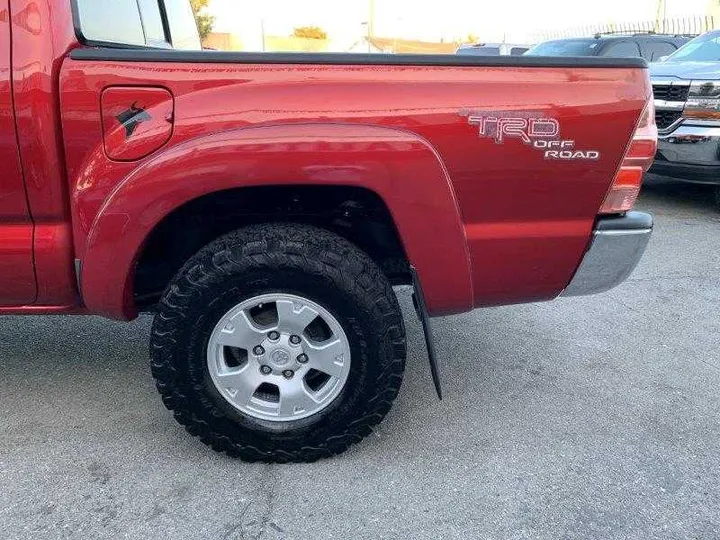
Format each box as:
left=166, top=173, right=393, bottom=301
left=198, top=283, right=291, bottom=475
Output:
left=410, top=266, right=442, bottom=400
left=156, top=0, right=173, bottom=46
left=69, top=47, right=648, bottom=68
left=596, top=211, right=653, bottom=231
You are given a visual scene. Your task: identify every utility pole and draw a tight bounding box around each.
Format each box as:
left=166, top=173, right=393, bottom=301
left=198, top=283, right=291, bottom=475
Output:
left=361, top=0, right=375, bottom=53
left=260, top=19, right=266, bottom=52
left=654, top=0, right=667, bottom=32
left=368, top=0, right=375, bottom=39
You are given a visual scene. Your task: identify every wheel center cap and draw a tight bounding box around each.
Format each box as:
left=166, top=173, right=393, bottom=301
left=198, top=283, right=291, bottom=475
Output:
left=270, top=348, right=291, bottom=367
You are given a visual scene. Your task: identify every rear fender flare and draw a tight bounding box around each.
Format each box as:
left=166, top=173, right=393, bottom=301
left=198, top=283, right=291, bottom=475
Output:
left=81, top=123, right=473, bottom=319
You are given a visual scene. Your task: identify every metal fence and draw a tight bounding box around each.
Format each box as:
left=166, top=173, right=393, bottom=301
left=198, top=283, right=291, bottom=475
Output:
left=532, top=15, right=716, bottom=43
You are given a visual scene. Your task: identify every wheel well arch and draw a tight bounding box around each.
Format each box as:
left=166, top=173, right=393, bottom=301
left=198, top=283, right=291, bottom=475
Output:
left=80, top=123, right=473, bottom=319
left=133, top=184, right=410, bottom=310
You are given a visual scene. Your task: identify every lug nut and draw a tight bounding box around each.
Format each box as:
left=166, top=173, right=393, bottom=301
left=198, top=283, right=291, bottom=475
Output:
left=268, top=331, right=280, bottom=341
left=297, top=353, right=309, bottom=364
left=260, top=365, right=272, bottom=375
left=289, top=335, right=301, bottom=345
left=282, top=370, right=294, bottom=379
left=253, top=345, right=265, bottom=356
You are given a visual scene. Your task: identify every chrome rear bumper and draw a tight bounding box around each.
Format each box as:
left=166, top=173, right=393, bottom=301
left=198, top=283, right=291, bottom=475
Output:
left=562, top=212, right=652, bottom=297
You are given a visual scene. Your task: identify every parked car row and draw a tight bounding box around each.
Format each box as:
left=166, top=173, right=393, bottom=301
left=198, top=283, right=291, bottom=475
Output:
left=458, top=32, right=690, bottom=61
left=525, top=32, right=690, bottom=62
left=456, top=43, right=530, bottom=56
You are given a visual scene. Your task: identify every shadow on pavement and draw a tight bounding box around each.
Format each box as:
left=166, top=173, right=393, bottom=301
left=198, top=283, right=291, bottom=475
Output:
left=640, top=175, right=718, bottom=215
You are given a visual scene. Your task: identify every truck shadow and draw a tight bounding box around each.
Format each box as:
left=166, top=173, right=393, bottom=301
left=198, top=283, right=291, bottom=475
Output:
left=0, top=314, right=158, bottom=424
left=0, top=314, right=151, bottom=372
left=0, top=276, right=697, bottom=465
left=0, top=300, right=541, bottom=460
left=640, top=175, right=718, bottom=215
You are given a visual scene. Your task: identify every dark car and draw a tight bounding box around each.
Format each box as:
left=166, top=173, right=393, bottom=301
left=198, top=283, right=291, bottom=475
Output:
left=525, top=33, right=691, bottom=62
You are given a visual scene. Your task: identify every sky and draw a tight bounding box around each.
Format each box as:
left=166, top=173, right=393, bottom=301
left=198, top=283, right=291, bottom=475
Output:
left=208, top=0, right=710, bottom=48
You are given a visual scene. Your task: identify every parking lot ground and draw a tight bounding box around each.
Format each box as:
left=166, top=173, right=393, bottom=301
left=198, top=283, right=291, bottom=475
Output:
left=1, top=181, right=719, bottom=540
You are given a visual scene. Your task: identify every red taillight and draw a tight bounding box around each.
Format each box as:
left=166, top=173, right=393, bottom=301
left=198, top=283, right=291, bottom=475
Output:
left=599, top=167, right=643, bottom=214
left=599, top=99, right=658, bottom=215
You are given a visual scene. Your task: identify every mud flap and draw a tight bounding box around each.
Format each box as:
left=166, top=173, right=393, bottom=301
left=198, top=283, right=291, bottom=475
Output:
left=410, top=266, right=442, bottom=400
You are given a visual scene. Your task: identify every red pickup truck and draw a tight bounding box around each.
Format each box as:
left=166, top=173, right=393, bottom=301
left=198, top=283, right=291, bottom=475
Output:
left=1, top=0, right=657, bottom=462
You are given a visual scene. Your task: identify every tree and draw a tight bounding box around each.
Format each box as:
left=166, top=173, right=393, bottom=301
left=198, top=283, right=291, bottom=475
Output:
left=190, top=0, right=215, bottom=41
left=292, top=26, right=328, bottom=40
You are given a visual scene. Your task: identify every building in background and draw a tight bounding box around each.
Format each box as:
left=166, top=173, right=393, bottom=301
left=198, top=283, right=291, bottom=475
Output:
left=203, top=32, right=332, bottom=51
left=203, top=32, right=243, bottom=50
left=347, top=37, right=460, bottom=54
left=203, top=32, right=461, bottom=53
left=264, top=36, right=330, bottom=52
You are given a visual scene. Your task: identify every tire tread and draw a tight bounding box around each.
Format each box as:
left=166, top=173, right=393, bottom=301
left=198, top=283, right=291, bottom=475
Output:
left=150, top=223, right=406, bottom=463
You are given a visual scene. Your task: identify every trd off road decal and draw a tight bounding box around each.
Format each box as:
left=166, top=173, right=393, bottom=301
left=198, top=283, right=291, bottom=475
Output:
left=460, top=110, right=600, bottom=161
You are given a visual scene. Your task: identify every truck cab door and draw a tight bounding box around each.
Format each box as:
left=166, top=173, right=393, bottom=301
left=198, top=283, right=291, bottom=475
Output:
left=0, top=2, right=36, bottom=305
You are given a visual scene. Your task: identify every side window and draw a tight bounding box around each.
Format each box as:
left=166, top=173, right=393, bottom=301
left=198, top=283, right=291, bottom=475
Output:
left=602, top=41, right=642, bottom=58
left=163, top=0, right=202, bottom=50
left=510, top=47, right=529, bottom=56
left=643, top=41, right=678, bottom=61
left=75, top=0, right=169, bottom=47
left=75, top=0, right=146, bottom=46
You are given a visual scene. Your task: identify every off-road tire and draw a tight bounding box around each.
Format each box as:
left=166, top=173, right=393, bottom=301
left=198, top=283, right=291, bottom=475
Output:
left=150, top=223, right=406, bottom=462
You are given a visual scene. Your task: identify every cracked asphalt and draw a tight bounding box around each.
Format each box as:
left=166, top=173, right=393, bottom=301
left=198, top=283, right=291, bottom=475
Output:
left=1, top=180, right=719, bottom=540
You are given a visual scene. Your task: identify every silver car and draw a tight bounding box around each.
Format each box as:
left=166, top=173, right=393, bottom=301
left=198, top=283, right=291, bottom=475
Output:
left=650, top=30, right=720, bottom=207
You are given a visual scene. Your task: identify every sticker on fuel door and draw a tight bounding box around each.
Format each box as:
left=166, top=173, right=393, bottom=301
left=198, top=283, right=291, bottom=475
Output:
left=459, top=109, right=601, bottom=161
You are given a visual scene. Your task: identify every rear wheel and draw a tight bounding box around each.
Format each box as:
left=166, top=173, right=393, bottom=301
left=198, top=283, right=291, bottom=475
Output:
left=715, top=186, right=720, bottom=212
left=150, top=223, right=406, bottom=462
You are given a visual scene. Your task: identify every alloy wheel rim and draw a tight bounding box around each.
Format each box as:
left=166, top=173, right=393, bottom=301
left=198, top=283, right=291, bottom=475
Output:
left=206, top=293, right=351, bottom=422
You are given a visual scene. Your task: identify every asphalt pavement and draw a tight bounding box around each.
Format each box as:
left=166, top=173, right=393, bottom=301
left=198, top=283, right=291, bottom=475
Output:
left=1, top=180, right=719, bottom=540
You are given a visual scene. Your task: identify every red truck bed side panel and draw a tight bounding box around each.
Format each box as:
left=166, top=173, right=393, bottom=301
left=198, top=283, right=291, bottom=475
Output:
left=59, top=57, right=648, bottom=317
